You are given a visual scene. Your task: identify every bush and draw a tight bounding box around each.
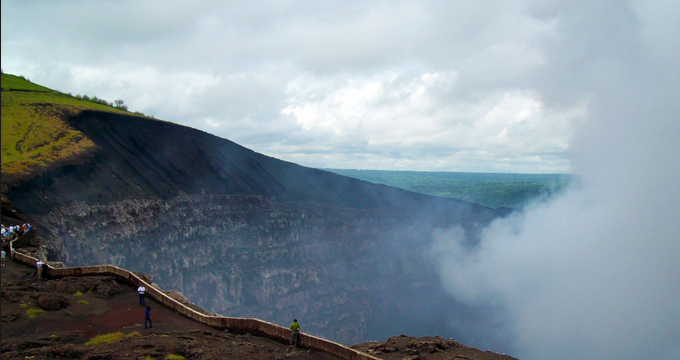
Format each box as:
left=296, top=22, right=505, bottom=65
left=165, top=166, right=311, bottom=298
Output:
left=113, top=100, right=128, bottom=110
left=27, top=308, right=45, bottom=319
left=85, top=331, right=141, bottom=345
left=166, top=355, right=185, bottom=360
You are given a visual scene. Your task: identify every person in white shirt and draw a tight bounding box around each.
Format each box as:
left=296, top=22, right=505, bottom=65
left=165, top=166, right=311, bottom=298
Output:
left=36, top=260, right=44, bottom=278
left=138, top=285, right=146, bottom=306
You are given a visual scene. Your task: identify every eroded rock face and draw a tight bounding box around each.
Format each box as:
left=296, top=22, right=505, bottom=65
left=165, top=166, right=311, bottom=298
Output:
left=31, top=194, right=495, bottom=344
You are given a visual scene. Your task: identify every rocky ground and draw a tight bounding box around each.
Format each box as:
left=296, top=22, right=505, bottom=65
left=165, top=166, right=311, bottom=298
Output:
left=1, top=258, right=517, bottom=360
left=0, top=259, right=341, bottom=360
left=352, top=335, right=518, bottom=360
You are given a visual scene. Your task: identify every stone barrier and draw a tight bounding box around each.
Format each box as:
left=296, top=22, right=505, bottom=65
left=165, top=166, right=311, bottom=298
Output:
left=8, top=233, right=381, bottom=360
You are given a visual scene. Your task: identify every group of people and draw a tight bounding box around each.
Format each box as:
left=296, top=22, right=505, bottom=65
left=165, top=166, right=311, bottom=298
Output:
left=1, top=223, right=33, bottom=267
left=1, top=223, right=33, bottom=241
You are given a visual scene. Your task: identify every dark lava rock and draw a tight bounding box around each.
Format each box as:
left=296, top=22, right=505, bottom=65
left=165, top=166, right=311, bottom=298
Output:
left=28, top=236, right=41, bottom=247
left=91, top=278, right=122, bottom=297
left=1, top=289, right=22, bottom=303
left=132, top=271, right=154, bottom=284
left=352, top=335, right=515, bottom=360
left=37, top=293, right=70, bottom=311
left=54, top=277, right=88, bottom=294
left=1, top=313, right=21, bottom=322
left=52, top=276, right=122, bottom=296
left=28, top=344, right=85, bottom=359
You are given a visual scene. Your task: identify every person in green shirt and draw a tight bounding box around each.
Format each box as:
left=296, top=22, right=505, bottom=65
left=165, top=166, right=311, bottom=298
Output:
left=290, top=319, right=301, bottom=347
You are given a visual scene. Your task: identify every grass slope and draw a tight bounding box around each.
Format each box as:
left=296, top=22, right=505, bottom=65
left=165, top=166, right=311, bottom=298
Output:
left=1, top=73, right=137, bottom=184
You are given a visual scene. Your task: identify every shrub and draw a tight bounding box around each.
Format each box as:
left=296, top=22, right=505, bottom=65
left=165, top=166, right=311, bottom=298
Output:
left=78, top=300, right=89, bottom=305
left=74, top=291, right=84, bottom=296
left=166, top=355, right=185, bottom=360
left=27, top=308, right=45, bottom=319
left=85, top=331, right=140, bottom=345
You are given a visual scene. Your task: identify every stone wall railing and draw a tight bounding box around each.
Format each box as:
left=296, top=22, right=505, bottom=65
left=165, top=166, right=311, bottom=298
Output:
left=8, top=231, right=381, bottom=360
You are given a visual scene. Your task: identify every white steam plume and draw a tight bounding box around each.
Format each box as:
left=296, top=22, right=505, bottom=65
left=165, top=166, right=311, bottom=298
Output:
left=432, top=1, right=680, bottom=359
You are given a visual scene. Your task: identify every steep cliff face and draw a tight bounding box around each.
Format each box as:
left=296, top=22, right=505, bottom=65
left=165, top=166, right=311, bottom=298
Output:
left=32, top=194, right=491, bottom=343
left=6, top=111, right=509, bottom=344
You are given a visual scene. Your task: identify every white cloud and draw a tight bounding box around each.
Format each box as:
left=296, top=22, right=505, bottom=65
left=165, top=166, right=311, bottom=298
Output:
left=1, top=0, right=584, bottom=173
left=275, top=71, right=580, bottom=172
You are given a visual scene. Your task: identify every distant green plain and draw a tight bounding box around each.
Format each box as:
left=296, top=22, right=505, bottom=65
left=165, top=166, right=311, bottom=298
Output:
left=326, top=169, right=573, bottom=209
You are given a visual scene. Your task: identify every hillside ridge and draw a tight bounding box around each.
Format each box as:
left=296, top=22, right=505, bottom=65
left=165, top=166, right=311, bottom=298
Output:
left=1, top=73, right=137, bottom=187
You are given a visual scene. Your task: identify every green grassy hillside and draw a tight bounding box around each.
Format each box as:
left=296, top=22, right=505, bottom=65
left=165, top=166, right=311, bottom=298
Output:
left=1, top=73, right=53, bottom=92
left=1, top=73, right=137, bottom=184
left=326, top=169, right=572, bottom=209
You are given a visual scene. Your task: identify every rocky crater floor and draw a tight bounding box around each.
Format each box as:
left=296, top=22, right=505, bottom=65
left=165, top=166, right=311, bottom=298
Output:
left=1, top=257, right=517, bottom=360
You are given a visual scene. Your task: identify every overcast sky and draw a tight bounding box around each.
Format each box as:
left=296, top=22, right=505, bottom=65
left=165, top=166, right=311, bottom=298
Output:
left=0, top=0, right=609, bottom=173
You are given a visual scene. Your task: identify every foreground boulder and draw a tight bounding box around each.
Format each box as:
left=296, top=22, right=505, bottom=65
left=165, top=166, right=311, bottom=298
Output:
left=37, top=294, right=70, bottom=311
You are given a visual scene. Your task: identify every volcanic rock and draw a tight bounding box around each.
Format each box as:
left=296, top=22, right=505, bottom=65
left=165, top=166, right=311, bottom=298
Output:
left=36, top=293, right=70, bottom=310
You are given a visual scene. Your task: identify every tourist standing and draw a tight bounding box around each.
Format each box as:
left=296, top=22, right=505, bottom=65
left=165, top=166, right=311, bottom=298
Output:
left=290, top=319, right=301, bottom=347
left=36, top=260, right=43, bottom=278
left=138, top=285, right=146, bottom=306
left=144, top=306, right=152, bottom=328
left=1, top=249, right=5, bottom=266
